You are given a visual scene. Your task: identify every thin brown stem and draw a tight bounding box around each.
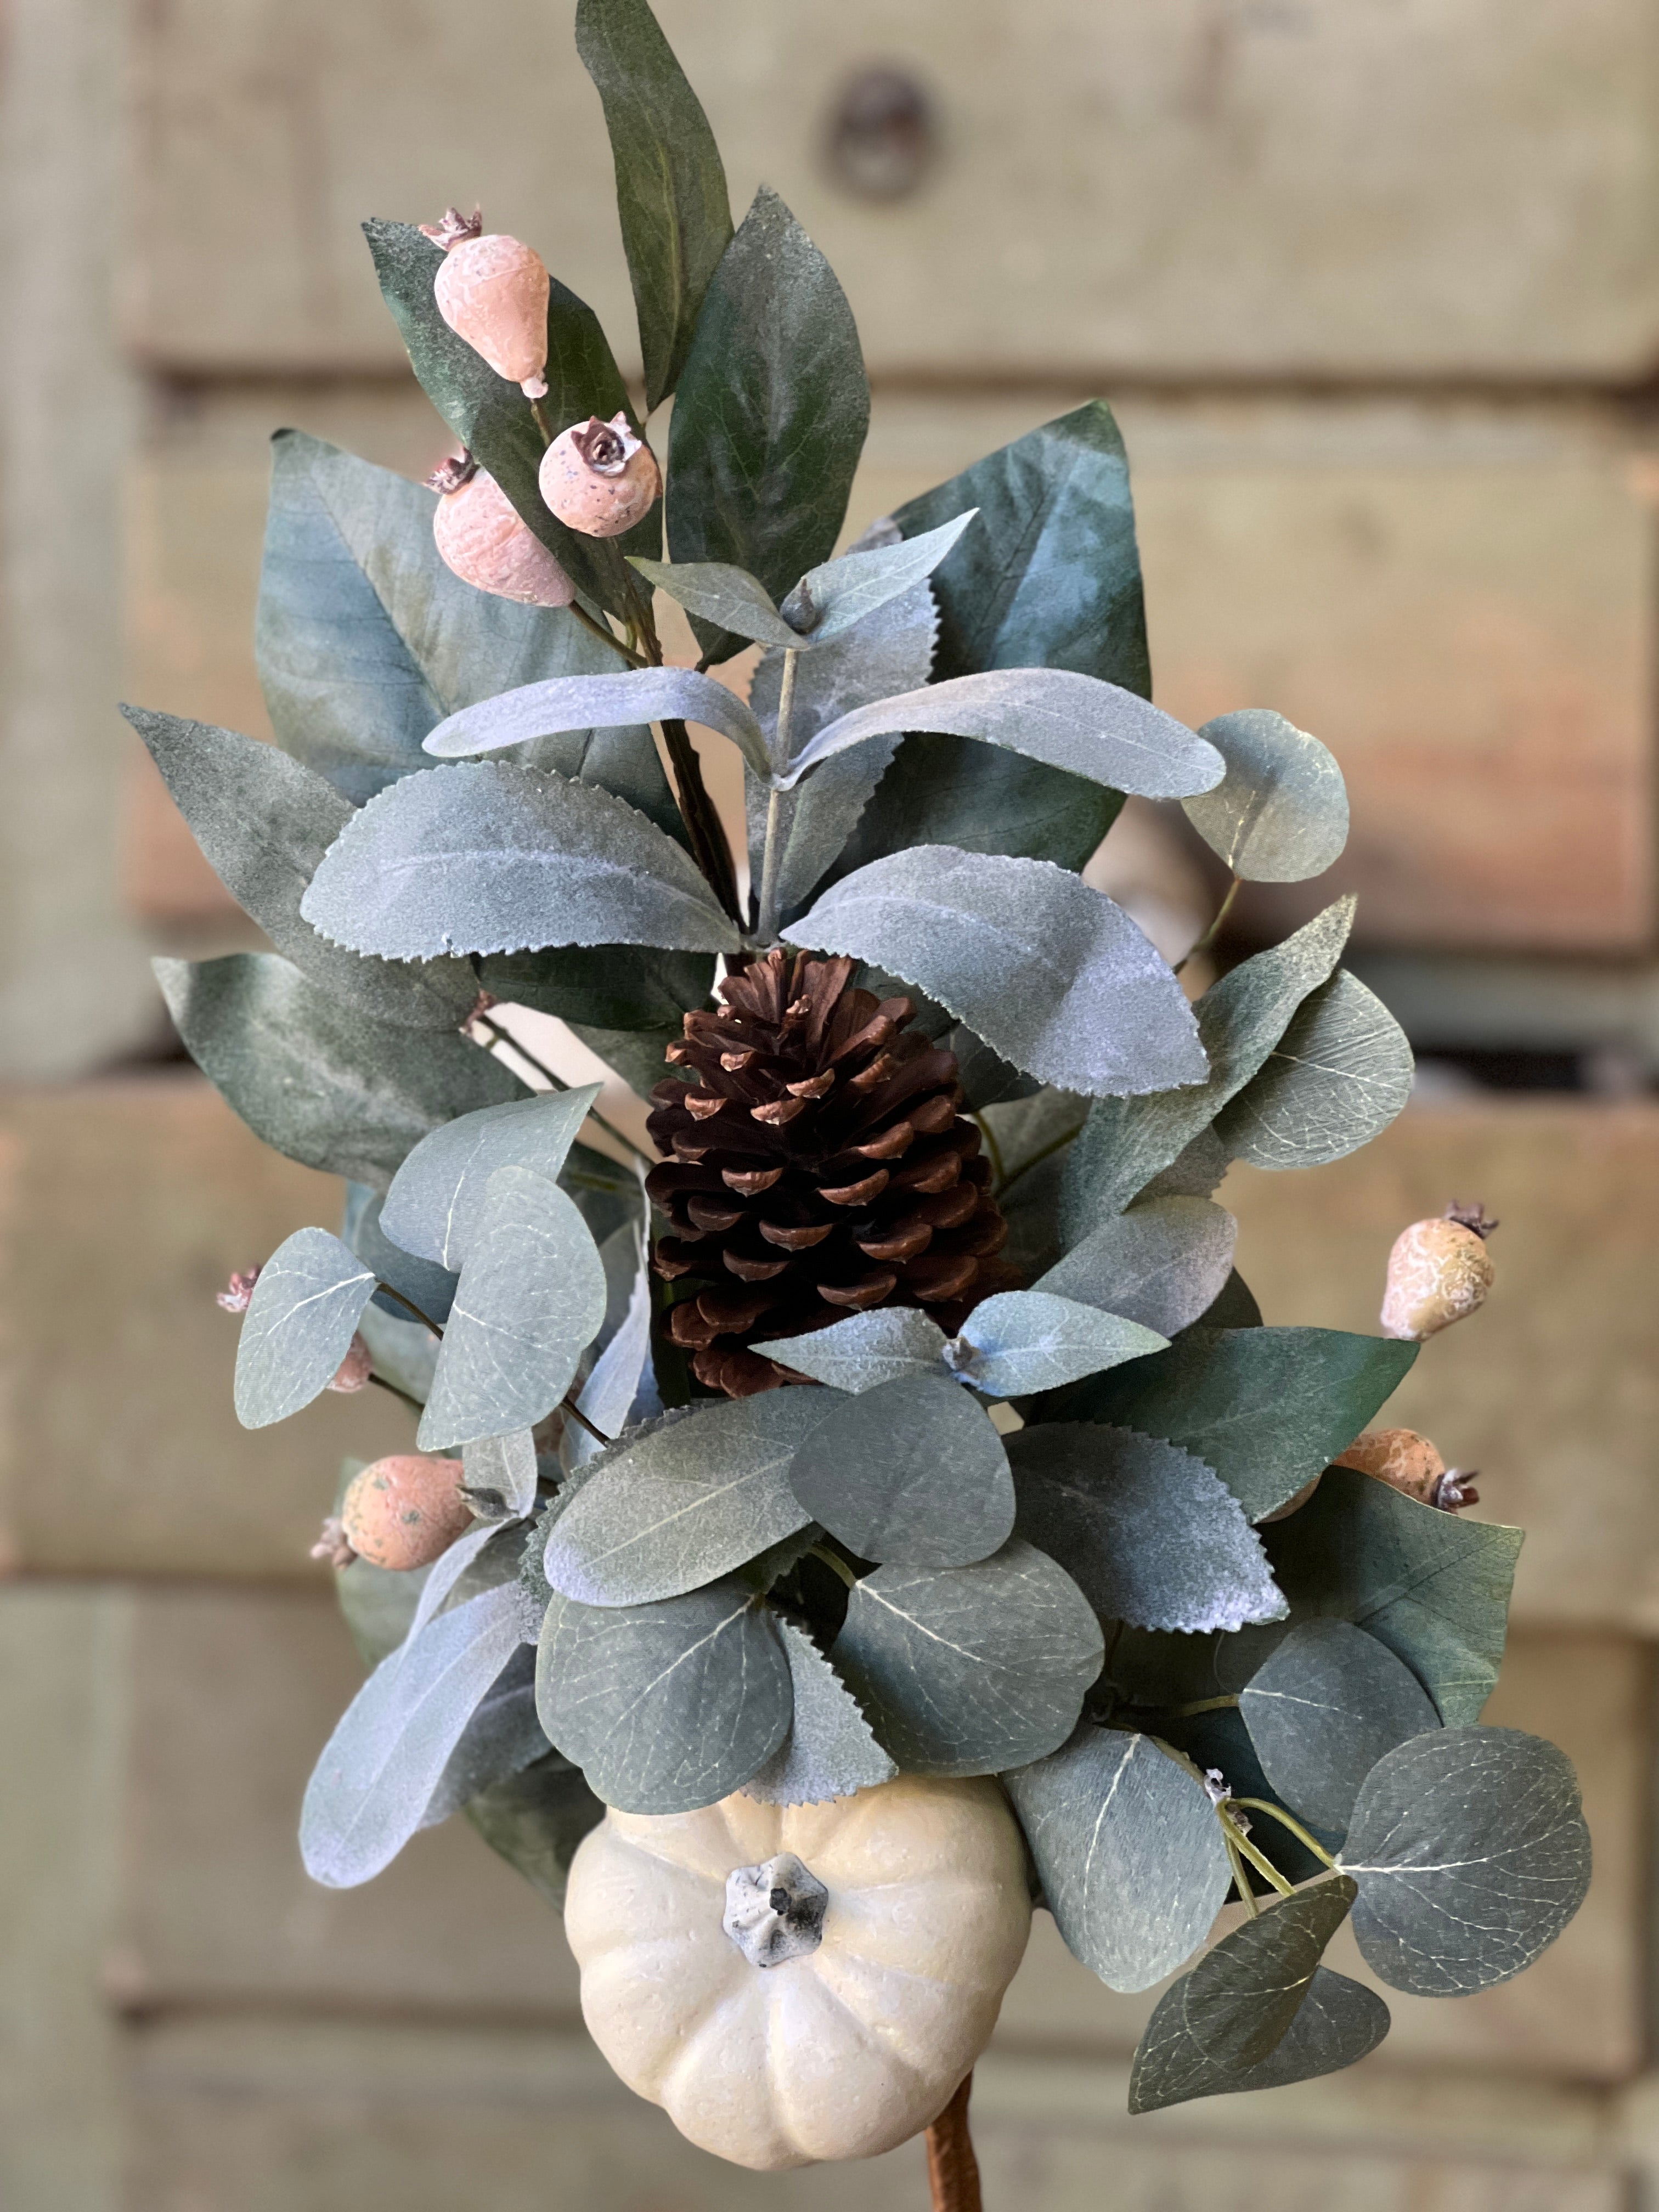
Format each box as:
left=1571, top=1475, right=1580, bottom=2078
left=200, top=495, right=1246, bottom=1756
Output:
left=561, top=1393, right=610, bottom=1446
left=471, top=1014, right=653, bottom=1169
left=1175, top=875, right=1241, bottom=975
left=660, top=717, right=742, bottom=923
left=924, top=2074, right=981, bottom=2212
left=366, top=1370, right=424, bottom=1415
left=529, top=397, right=555, bottom=447
left=374, top=1283, right=444, bottom=1338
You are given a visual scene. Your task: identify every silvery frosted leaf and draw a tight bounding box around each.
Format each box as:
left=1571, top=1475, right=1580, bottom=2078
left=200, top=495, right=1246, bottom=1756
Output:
left=787, top=1377, right=1014, bottom=1567
left=355, top=1303, right=438, bottom=1405
left=1183, top=709, right=1348, bottom=883
left=745, top=744, right=901, bottom=928
left=342, top=1183, right=458, bottom=1328
left=743, top=1620, right=897, bottom=1807
left=1128, top=1962, right=1389, bottom=2114
left=952, top=1290, right=1165, bottom=1396
left=751, top=580, right=937, bottom=750
left=300, top=765, right=742, bottom=960
left=543, top=1392, right=832, bottom=1606
left=418, top=1167, right=608, bottom=1451
left=381, top=1087, right=601, bottom=1271
left=1340, top=1728, right=1591, bottom=1996
left=1037, top=1197, right=1238, bottom=1338
left=233, top=1228, right=376, bottom=1429
left=536, top=1575, right=791, bottom=1813
left=461, top=1431, right=539, bottom=1523
left=1009, top=1424, right=1285, bottom=1634
left=421, top=1645, right=550, bottom=1826
left=778, top=512, right=978, bottom=645
left=300, top=1581, right=528, bottom=1887
left=567, top=1234, right=654, bottom=1468
left=1004, top=1725, right=1232, bottom=1991
left=1060, top=897, right=1356, bottom=1235
left=422, top=667, right=770, bottom=780
left=1216, top=970, right=1414, bottom=1171
left=401, top=1521, right=503, bottom=1653
left=628, top=556, right=803, bottom=648
left=1240, top=1621, right=1440, bottom=1833
left=832, top=1539, right=1104, bottom=1776
left=782, top=669, right=1223, bottom=800
left=337, top=1537, right=428, bottom=1667
left=786, top=847, right=1206, bottom=1098
left=1138, top=1128, right=1232, bottom=1204
left=751, top=1307, right=949, bottom=1393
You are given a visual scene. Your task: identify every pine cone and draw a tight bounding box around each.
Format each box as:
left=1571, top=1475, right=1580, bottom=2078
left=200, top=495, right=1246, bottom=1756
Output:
left=646, top=949, right=1018, bottom=1396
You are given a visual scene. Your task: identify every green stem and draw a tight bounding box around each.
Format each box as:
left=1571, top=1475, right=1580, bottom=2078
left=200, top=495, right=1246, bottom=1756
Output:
left=1223, top=1833, right=1261, bottom=1917
left=568, top=600, right=646, bottom=668
left=808, top=1542, right=858, bottom=1591
left=1230, top=1799, right=1340, bottom=1869
left=1175, top=875, right=1241, bottom=976
left=973, top=1111, right=1007, bottom=1194
left=1219, top=1808, right=1296, bottom=1897
left=529, top=396, right=555, bottom=447
left=1164, top=1694, right=1240, bottom=1718
left=374, top=1283, right=444, bottom=1338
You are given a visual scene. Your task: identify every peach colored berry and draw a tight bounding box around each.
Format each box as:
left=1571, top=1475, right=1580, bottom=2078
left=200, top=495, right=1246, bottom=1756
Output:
left=340, top=1454, right=471, bottom=1571
left=326, top=1333, right=374, bottom=1394
left=433, top=230, right=551, bottom=398
left=431, top=461, right=575, bottom=606
left=1258, top=1474, right=1322, bottom=1524
left=539, top=412, right=661, bottom=538
left=1380, top=1205, right=1496, bottom=1341
left=1334, top=1426, right=1480, bottom=1512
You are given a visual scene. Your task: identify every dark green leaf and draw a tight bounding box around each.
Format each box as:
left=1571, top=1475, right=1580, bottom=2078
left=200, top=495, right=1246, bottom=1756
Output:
left=233, top=1228, right=376, bottom=1428
left=1215, top=970, right=1414, bottom=1172
left=382, top=1087, right=601, bottom=1271
left=787, top=1377, right=1014, bottom=1567
left=832, top=732, right=1122, bottom=882
left=477, top=944, right=713, bottom=1031
left=465, top=1749, right=605, bottom=1910
left=1240, top=1621, right=1440, bottom=1832
left=1184, top=709, right=1348, bottom=883
left=421, top=1644, right=551, bottom=1823
left=742, top=1620, right=896, bottom=1806
left=1130, top=1963, right=1388, bottom=2113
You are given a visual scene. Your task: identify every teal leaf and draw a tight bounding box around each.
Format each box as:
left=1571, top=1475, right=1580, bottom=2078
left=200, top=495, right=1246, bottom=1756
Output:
left=1037, top=1197, right=1238, bottom=1339
left=568, top=1234, right=654, bottom=1464
left=1240, top=1621, right=1440, bottom=1832
left=156, top=952, right=526, bottom=1189
left=354, top=1304, right=440, bottom=1406
left=566, top=1019, right=685, bottom=1103
left=980, top=1086, right=1090, bottom=1190
left=1130, top=1963, right=1389, bottom=2113
left=535, top=1575, right=791, bottom=1813
left=1009, top=1424, right=1284, bottom=1635
left=742, top=1620, right=897, bottom=1806
left=417, top=1167, right=608, bottom=1450
left=1340, top=1728, right=1591, bottom=1995
left=1216, top=970, right=1414, bottom=1172
left=381, top=1087, right=602, bottom=1271
left=1063, top=1326, right=1418, bottom=1523
left=342, top=1183, right=457, bottom=1327
left=751, top=1308, right=948, bottom=1393
left=233, top=1227, right=376, bottom=1429
left=785, top=848, right=1205, bottom=1097
left=786, top=1377, right=1014, bottom=1567
left=464, top=1752, right=605, bottom=1911
left=1183, top=709, right=1348, bottom=884
left=420, top=1644, right=550, bottom=1825
left=423, top=665, right=769, bottom=780
left=399, top=1522, right=505, bottom=1656
left=1004, top=1725, right=1233, bottom=1991
left=627, top=558, right=802, bottom=652
left=460, top=1431, right=540, bottom=1523
left=667, top=188, right=868, bottom=663
left=952, top=1290, right=1165, bottom=1397
left=833, top=729, right=1122, bottom=883
left=476, top=943, right=713, bottom=1031
left=300, top=766, right=742, bottom=960
left=831, top=1539, right=1104, bottom=1776
left=778, top=512, right=979, bottom=647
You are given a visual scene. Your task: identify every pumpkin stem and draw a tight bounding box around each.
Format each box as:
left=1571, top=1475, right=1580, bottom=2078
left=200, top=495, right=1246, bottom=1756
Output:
left=925, top=2073, right=981, bottom=2212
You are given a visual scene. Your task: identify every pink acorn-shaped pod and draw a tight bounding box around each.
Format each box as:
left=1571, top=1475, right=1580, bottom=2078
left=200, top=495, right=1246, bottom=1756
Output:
left=428, top=454, right=574, bottom=606
left=336, top=1453, right=472, bottom=1572
left=1380, top=1202, right=1497, bottom=1341
left=540, top=412, right=661, bottom=538
left=424, top=207, right=551, bottom=398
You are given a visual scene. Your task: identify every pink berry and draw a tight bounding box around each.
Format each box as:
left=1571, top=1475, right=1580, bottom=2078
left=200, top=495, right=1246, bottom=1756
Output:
left=431, top=462, right=575, bottom=606
left=539, top=413, right=661, bottom=538
left=433, top=232, right=551, bottom=398
left=339, top=1454, right=472, bottom=1572
left=326, top=1334, right=374, bottom=1394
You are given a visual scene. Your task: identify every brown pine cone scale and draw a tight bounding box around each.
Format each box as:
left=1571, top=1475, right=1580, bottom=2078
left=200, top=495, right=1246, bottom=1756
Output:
left=646, top=948, right=1018, bottom=1396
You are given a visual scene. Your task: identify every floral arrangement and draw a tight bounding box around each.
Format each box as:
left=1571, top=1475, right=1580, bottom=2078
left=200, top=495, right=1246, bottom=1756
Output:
left=132, top=1, right=1588, bottom=2196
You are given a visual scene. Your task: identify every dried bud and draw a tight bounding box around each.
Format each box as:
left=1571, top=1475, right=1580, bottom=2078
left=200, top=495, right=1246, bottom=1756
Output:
left=425, top=450, right=478, bottom=495
left=432, top=466, right=575, bottom=606
left=1335, top=1426, right=1476, bottom=1511
left=433, top=231, right=551, bottom=398
left=340, top=1453, right=472, bottom=1571
left=1380, top=1206, right=1496, bottom=1341
left=326, top=1333, right=374, bottom=1394
left=216, top=1267, right=260, bottom=1314
left=539, top=412, right=661, bottom=538
left=419, top=205, right=483, bottom=250
left=309, top=1515, right=356, bottom=1570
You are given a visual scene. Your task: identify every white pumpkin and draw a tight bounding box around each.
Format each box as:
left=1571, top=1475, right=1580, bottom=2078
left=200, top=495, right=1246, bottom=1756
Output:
left=563, top=1773, right=1031, bottom=2170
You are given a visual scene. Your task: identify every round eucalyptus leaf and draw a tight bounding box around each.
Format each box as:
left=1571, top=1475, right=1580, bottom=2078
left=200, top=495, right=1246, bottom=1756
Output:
left=1130, top=1962, right=1388, bottom=2114
left=233, top=1227, right=376, bottom=1429
left=1216, top=970, right=1413, bottom=1172
left=787, top=1375, right=1014, bottom=1567
left=1240, top=1620, right=1439, bottom=1833
left=1183, top=709, right=1348, bottom=883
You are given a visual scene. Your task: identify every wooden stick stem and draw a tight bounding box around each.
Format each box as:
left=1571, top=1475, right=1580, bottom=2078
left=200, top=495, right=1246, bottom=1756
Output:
left=924, top=2073, right=982, bottom=2212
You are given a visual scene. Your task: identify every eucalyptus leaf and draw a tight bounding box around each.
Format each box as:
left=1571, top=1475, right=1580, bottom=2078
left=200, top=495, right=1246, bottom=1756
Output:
left=400, top=1521, right=505, bottom=1655
left=953, top=1291, right=1165, bottom=1397
left=833, top=730, right=1122, bottom=884
left=1009, top=1424, right=1284, bottom=1635
left=1216, top=970, right=1414, bottom=1172
left=461, top=1431, right=540, bottom=1523
left=1340, top=1728, right=1591, bottom=1995
left=465, top=1751, right=605, bottom=1910
left=336, top=1536, right=428, bottom=1668
left=233, top=1228, right=375, bottom=1429
left=786, top=848, right=1205, bottom=1098
left=1139, top=1127, right=1233, bottom=1205
left=354, top=1303, right=440, bottom=1406
left=1130, top=1954, right=1386, bottom=2113
left=535, top=1575, right=791, bottom=1813
left=1038, top=1197, right=1238, bottom=1339
left=568, top=1235, right=654, bottom=1466
left=420, top=1644, right=550, bottom=1826
left=742, top=1620, right=897, bottom=1807
left=382, top=1086, right=602, bottom=1271
left=300, top=766, right=742, bottom=960
left=980, top=1087, right=1091, bottom=1193
left=627, top=559, right=802, bottom=652
left=342, top=1184, right=458, bottom=1327
left=417, top=1167, right=608, bottom=1451
left=1006, top=1726, right=1231, bottom=1991
left=751, top=1308, right=949, bottom=1394
left=831, top=1539, right=1104, bottom=1777
left=778, top=513, right=978, bottom=647
left=156, top=953, right=526, bottom=1189
left=787, top=1378, right=1014, bottom=1567
left=423, top=666, right=768, bottom=780
left=1184, top=709, right=1348, bottom=883
left=1240, top=1621, right=1440, bottom=1832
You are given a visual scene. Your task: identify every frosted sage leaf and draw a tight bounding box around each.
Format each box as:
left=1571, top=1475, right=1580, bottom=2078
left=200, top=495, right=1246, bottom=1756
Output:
left=418, top=1168, right=607, bottom=1451
left=752, top=1308, right=949, bottom=1393
left=542, top=1393, right=834, bottom=1606
left=1069, top=1327, right=1418, bottom=1523
left=401, top=1521, right=503, bottom=1653
left=1140, top=1128, right=1233, bottom=1205
left=779, top=513, right=978, bottom=646
left=787, top=1378, right=1014, bottom=1567
left=1184, top=709, right=1348, bottom=883
left=1340, top=1728, right=1591, bottom=1995
left=421, top=1644, right=550, bottom=1826
left=156, top=953, right=526, bottom=1189
left=465, top=1754, right=605, bottom=1912
left=1005, top=1726, right=1232, bottom=1992
left=743, top=1620, right=897, bottom=1807
left=1039, top=1197, right=1237, bottom=1339
left=342, top=1184, right=458, bottom=1328
left=423, top=667, right=769, bottom=780
left=952, top=1290, right=1165, bottom=1397
left=382, top=1087, right=602, bottom=1271
left=783, top=669, right=1223, bottom=801
left=535, top=1575, right=791, bottom=1814
left=301, top=766, right=742, bottom=960
left=832, top=1540, right=1103, bottom=1776
left=1060, top=897, right=1355, bottom=1234
left=786, top=848, right=1205, bottom=1097
left=1009, top=1425, right=1284, bottom=1635
left=301, top=1582, right=528, bottom=1887
left=574, top=0, right=732, bottom=411
left=233, top=1228, right=376, bottom=1429
left=568, top=1238, right=654, bottom=1466
left=1216, top=971, right=1414, bottom=1172
left=628, top=558, right=803, bottom=651
left=1240, top=1621, right=1439, bottom=1833
left=461, top=1431, right=539, bottom=1523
